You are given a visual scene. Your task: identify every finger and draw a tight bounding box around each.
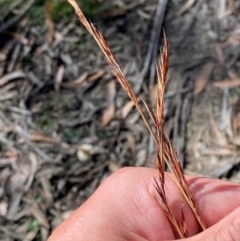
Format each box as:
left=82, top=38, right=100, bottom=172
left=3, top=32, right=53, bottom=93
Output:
left=185, top=206, right=240, bottom=241
left=184, top=174, right=240, bottom=228
left=150, top=171, right=240, bottom=236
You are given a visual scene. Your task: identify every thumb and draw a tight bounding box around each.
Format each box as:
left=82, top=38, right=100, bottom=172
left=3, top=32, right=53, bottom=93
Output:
left=186, top=206, right=240, bottom=241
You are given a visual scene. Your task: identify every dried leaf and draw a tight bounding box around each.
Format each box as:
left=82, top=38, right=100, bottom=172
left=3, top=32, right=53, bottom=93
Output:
left=61, top=72, right=88, bottom=88
left=218, top=0, right=234, bottom=20
left=101, top=81, right=116, bottom=126
left=177, top=0, right=196, bottom=16
left=194, top=63, right=214, bottom=95
left=150, top=84, right=158, bottom=106
left=31, top=203, right=49, bottom=229
left=62, top=69, right=105, bottom=88
left=62, top=210, right=74, bottom=220
left=214, top=44, right=225, bottom=65
left=228, top=69, right=238, bottom=79
left=87, top=70, right=105, bottom=82
left=101, top=105, right=115, bottom=126
left=23, top=229, right=39, bottom=241
left=101, top=105, right=114, bottom=126
left=0, top=201, right=8, bottom=216
left=126, top=133, right=136, bottom=154
left=12, top=33, right=28, bottom=45
left=0, top=71, right=26, bottom=87
left=226, top=107, right=234, bottom=138
left=28, top=133, right=56, bottom=144
left=0, top=53, right=6, bottom=61
left=117, top=100, right=135, bottom=119
left=8, top=165, right=29, bottom=194
left=137, top=9, right=151, bottom=19
left=108, top=162, right=120, bottom=173
left=39, top=177, right=53, bottom=205
left=5, top=151, right=18, bottom=162
left=228, top=35, right=240, bottom=46
left=54, top=65, right=65, bottom=91
left=218, top=9, right=233, bottom=20
left=0, top=91, right=17, bottom=101
left=214, top=79, right=240, bottom=89
left=210, top=118, right=228, bottom=147
left=231, top=137, right=240, bottom=146
left=135, top=149, right=147, bottom=167
left=232, top=112, right=240, bottom=133
left=217, top=0, right=227, bottom=19
left=24, top=153, right=38, bottom=193
left=201, top=147, right=235, bottom=156
left=127, top=112, right=140, bottom=124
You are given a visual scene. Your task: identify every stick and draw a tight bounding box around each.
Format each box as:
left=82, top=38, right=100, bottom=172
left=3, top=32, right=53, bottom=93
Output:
left=135, top=0, right=168, bottom=93
left=0, top=0, right=36, bottom=33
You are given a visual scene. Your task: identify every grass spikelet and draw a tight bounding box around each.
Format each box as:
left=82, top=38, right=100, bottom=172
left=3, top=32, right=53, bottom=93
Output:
left=67, top=0, right=206, bottom=237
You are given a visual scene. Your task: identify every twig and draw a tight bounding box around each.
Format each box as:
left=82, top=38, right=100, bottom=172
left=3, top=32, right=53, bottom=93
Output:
left=177, top=0, right=206, bottom=47
left=0, top=0, right=36, bottom=34
left=165, top=86, right=193, bottom=98
left=0, top=105, right=32, bottom=116
left=7, top=44, right=21, bottom=73
left=172, top=78, right=192, bottom=166
left=14, top=125, right=52, bottom=161
left=212, top=156, right=240, bottom=178
left=177, top=95, right=189, bottom=166
left=220, top=88, right=229, bottom=131
left=135, top=0, right=168, bottom=93
left=0, top=0, right=25, bottom=22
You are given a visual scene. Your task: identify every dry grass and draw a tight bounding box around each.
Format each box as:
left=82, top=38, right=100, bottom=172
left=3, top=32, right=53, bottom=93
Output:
left=67, top=0, right=206, bottom=238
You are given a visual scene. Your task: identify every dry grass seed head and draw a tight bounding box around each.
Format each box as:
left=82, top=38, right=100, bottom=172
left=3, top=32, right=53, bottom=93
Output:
left=67, top=0, right=206, bottom=237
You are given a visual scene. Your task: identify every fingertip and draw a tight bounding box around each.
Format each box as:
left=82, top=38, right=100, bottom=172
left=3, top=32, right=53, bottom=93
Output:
left=185, top=177, right=240, bottom=227
left=186, top=206, right=240, bottom=241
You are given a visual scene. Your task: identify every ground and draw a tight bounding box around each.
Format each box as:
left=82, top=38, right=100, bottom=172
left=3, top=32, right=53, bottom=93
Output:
left=0, top=0, right=240, bottom=240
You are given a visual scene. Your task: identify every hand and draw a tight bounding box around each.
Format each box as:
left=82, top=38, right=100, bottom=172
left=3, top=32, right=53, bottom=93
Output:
left=48, top=167, right=240, bottom=241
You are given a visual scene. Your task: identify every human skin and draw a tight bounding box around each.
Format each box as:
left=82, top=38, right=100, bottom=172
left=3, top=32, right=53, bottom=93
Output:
left=48, top=167, right=240, bottom=241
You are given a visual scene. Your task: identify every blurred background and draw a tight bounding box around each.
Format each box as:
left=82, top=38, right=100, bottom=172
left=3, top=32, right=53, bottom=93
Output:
left=0, top=0, right=240, bottom=240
